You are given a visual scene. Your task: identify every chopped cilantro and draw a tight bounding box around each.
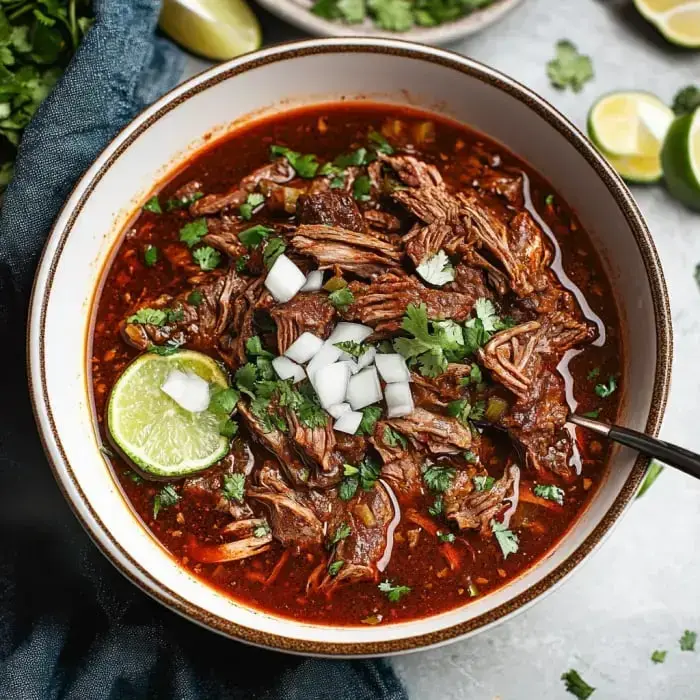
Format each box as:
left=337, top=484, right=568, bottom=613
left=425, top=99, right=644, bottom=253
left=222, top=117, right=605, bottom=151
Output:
left=680, top=630, right=697, bottom=651
left=234, top=363, right=258, bottom=398
left=339, top=476, right=359, bottom=501
left=339, top=456, right=380, bottom=499
left=472, top=298, right=499, bottom=332
left=428, top=495, right=443, bottom=517
left=447, top=399, right=484, bottom=425
left=270, top=144, right=319, bottom=178
left=219, top=419, right=238, bottom=438
left=254, top=522, right=271, bottom=538
left=547, top=40, right=594, bottom=93
left=333, top=147, right=370, bottom=168
left=143, top=244, right=158, bottom=267
left=263, top=237, right=286, bottom=269
left=179, top=218, right=208, bottom=247
left=464, top=364, right=482, bottom=385
left=587, top=367, right=600, bottom=380
left=378, top=579, right=411, bottom=602
left=595, top=376, right=617, bottom=398
left=127, top=308, right=167, bottom=326
left=328, top=522, right=351, bottom=547
left=416, top=250, right=455, bottom=287
left=239, top=224, right=274, bottom=249
left=357, top=405, right=382, bottom=435
left=464, top=449, right=479, bottom=464
left=343, top=464, right=359, bottom=476
left=328, top=560, right=345, bottom=576
left=148, top=340, right=183, bottom=356
left=334, top=340, right=368, bottom=358
left=473, top=475, right=495, bottom=492
left=383, top=426, right=407, bottom=449
left=369, top=0, right=413, bottom=31
left=123, top=470, right=143, bottom=484
left=143, top=195, right=162, bottom=214
left=561, top=669, right=595, bottom=699
left=328, top=287, right=355, bottom=311
left=423, top=465, right=455, bottom=493
left=533, top=484, right=565, bottom=505
left=165, top=191, right=203, bottom=211
left=651, top=650, right=667, bottom=664
left=192, top=246, right=221, bottom=271
left=187, top=289, right=203, bottom=306
left=545, top=193, right=555, bottom=206
left=246, top=336, right=274, bottom=358
left=222, top=473, right=245, bottom=502
left=672, top=85, right=700, bottom=116
left=353, top=174, right=372, bottom=202
left=582, top=409, right=601, bottom=419
left=240, top=192, right=265, bottom=220
left=491, top=519, right=519, bottom=558
left=368, top=129, right=394, bottom=154
left=235, top=255, right=249, bottom=273
left=153, top=484, right=179, bottom=519
left=437, top=531, right=455, bottom=543
left=209, top=387, right=240, bottom=415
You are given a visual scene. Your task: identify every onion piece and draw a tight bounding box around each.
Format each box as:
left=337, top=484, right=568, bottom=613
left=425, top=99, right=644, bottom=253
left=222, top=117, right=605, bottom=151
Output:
left=284, top=332, right=323, bottom=364
left=300, top=270, right=324, bottom=292
left=375, top=353, right=411, bottom=384
left=357, top=346, right=377, bottom=371
left=328, top=402, right=351, bottom=419
left=272, top=356, right=305, bottom=383
left=334, top=410, right=363, bottom=435
left=306, top=342, right=342, bottom=380
left=313, top=362, right=351, bottom=408
left=161, top=369, right=210, bottom=413
left=346, top=367, right=382, bottom=410
left=385, top=382, right=414, bottom=418
left=338, top=359, right=360, bottom=375
left=327, top=322, right=373, bottom=345
left=501, top=466, right=521, bottom=529
left=264, top=254, right=306, bottom=303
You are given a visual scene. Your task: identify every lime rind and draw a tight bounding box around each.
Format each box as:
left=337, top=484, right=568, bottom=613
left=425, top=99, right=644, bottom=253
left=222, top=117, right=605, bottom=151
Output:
left=634, top=0, right=700, bottom=48
left=661, top=109, right=700, bottom=210
left=107, top=350, right=231, bottom=478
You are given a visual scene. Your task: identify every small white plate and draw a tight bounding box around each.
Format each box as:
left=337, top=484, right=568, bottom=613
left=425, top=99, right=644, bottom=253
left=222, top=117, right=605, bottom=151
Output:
left=256, top=0, right=523, bottom=44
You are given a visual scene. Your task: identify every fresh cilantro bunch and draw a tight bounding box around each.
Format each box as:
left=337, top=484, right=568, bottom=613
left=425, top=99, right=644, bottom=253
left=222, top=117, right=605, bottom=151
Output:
left=0, top=0, right=93, bottom=188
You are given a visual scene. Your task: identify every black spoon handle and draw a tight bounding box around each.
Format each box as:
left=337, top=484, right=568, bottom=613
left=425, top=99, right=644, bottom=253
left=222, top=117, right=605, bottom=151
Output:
left=570, top=414, right=700, bottom=481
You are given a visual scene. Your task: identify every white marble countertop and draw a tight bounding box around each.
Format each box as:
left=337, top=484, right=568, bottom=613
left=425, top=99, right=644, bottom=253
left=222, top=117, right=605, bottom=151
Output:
left=183, top=2, right=700, bottom=695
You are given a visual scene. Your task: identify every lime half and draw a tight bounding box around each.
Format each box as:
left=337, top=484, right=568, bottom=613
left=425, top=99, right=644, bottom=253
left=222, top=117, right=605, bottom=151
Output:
left=159, top=0, right=262, bottom=61
left=588, top=92, right=674, bottom=183
left=661, top=108, right=700, bottom=210
left=634, top=0, right=700, bottom=48
left=108, top=350, right=230, bottom=478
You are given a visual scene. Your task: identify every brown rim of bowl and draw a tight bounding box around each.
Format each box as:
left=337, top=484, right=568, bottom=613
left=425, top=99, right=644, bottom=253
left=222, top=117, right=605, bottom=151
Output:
left=27, top=38, right=672, bottom=657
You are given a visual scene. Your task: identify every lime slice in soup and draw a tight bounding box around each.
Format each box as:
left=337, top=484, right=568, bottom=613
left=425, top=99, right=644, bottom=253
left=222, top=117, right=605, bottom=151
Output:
left=587, top=91, right=674, bottom=183
left=107, top=350, right=231, bottom=478
left=661, top=108, right=700, bottom=210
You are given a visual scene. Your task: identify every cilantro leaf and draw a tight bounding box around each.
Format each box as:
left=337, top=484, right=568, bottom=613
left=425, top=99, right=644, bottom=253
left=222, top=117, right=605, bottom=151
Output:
left=587, top=367, right=600, bottom=380
left=328, top=522, right=351, bottom=547
left=368, top=0, right=413, bottom=31
left=143, top=244, right=158, bottom=267
left=333, top=147, right=370, bottom=168
left=148, top=340, right=183, bottom=356
left=235, top=363, right=258, bottom=397
left=153, top=484, right=179, bottom=519
left=334, top=340, right=368, bottom=358
left=582, top=409, right=601, bottom=419
left=222, top=473, right=245, bottom=502
left=328, top=560, right=345, bottom=576
left=246, top=335, right=274, bottom=358
left=271, top=144, right=320, bottom=178
left=236, top=255, right=249, bottom=273
left=547, top=40, right=594, bottom=93
left=179, top=218, right=208, bottom=247
left=464, top=449, right=479, bottom=464
left=561, top=669, right=595, bottom=699
left=240, top=192, right=265, bottom=220
left=428, top=495, right=443, bottom=517
left=353, top=173, right=371, bottom=202
left=127, top=307, right=183, bottom=326
left=672, top=85, right=700, bottom=116
left=368, top=129, right=394, bottom=154
left=437, top=531, right=455, bottom=543
left=192, top=246, right=221, bottom=271
left=328, top=287, right=355, bottom=311
left=473, top=298, right=499, bottom=332
left=358, top=457, right=381, bottom=490
left=416, top=250, right=455, bottom=286
left=219, top=419, right=238, bottom=438
left=339, top=475, right=359, bottom=501
left=263, top=237, right=286, bottom=269
left=651, top=650, right=667, bottom=664
left=394, top=303, right=451, bottom=378
left=473, top=475, right=495, bottom=492
left=378, top=579, right=411, bottom=602
left=254, top=522, right=271, bottom=538
left=239, top=224, right=274, bottom=249
left=143, top=196, right=162, bottom=214
left=357, top=405, right=382, bottom=435
left=383, top=425, right=407, bottom=449
left=187, top=290, right=203, bottom=306
left=533, top=484, right=565, bottom=505
left=595, top=376, right=617, bottom=398
left=210, top=387, right=240, bottom=415
left=423, top=465, right=455, bottom=493
left=680, top=630, right=697, bottom=651
left=491, top=519, right=519, bottom=558
left=166, top=191, right=203, bottom=211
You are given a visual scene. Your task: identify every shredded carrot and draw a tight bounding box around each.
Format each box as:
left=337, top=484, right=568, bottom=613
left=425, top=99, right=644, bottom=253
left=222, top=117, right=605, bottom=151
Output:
left=265, top=549, right=290, bottom=586
left=518, top=486, right=562, bottom=512
left=440, top=543, right=461, bottom=571
left=406, top=509, right=439, bottom=536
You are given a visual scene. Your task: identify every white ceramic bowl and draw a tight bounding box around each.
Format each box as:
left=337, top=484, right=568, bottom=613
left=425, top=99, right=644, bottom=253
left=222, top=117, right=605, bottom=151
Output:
left=256, top=0, right=523, bottom=44
left=28, top=38, right=672, bottom=656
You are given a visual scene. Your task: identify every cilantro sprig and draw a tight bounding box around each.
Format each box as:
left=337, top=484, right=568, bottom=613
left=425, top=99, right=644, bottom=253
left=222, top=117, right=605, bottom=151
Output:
left=547, top=40, right=594, bottom=93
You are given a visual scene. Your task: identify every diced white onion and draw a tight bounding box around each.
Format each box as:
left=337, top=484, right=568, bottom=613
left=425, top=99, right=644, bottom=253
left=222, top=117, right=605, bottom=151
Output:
left=328, top=402, right=352, bottom=419
left=334, top=410, right=363, bottom=435
left=313, top=362, right=351, bottom=408
left=161, top=369, right=210, bottom=413
left=272, top=356, right=305, bottom=383
left=327, top=322, right=373, bottom=345
left=346, top=367, right=382, bottom=410
left=338, top=359, right=360, bottom=375
left=357, top=346, right=377, bottom=371
left=300, top=269, right=324, bottom=292
left=264, top=254, right=307, bottom=303
left=306, top=342, right=342, bottom=380
left=375, top=353, right=411, bottom=384
left=284, top=332, right=323, bottom=364
left=385, top=382, right=414, bottom=418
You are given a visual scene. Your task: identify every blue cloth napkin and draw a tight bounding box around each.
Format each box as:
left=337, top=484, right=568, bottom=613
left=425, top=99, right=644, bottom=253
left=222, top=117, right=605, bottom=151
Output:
left=0, top=2, right=408, bottom=698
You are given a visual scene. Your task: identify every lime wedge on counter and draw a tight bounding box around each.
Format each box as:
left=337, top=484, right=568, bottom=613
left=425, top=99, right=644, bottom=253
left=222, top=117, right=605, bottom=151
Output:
left=633, top=0, right=700, bottom=48
left=159, top=0, right=262, bottom=61
left=588, top=92, right=674, bottom=183
left=661, top=108, right=700, bottom=210
left=107, top=350, right=231, bottom=478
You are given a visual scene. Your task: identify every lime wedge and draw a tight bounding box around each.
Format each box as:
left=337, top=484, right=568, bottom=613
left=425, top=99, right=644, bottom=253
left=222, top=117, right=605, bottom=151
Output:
left=661, top=108, right=700, bottom=210
left=633, top=0, right=700, bottom=48
left=159, top=0, right=262, bottom=61
left=107, top=350, right=231, bottom=478
left=588, top=92, right=674, bottom=183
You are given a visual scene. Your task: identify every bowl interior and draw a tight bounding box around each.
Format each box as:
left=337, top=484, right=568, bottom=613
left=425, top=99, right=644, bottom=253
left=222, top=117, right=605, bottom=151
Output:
left=29, top=40, right=670, bottom=655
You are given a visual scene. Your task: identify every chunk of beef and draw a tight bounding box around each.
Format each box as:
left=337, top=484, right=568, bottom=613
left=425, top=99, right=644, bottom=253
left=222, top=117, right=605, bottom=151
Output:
left=171, top=179, right=203, bottom=204
left=371, top=422, right=422, bottom=496
left=186, top=531, right=272, bottom=564
left=201, top=215, right=247, bottom=260
left=379, top=153, right=444, bottom=189
left=364, top=209, right=401, bottom=232
left=444, top=465, right=518, bottom=535
left=218, top=277, right=266, bottom=368
left=385, top=408, right=472, bottom=455
left=270, top=292, right=336, bottom=355
left=410, top=364, right=474, bottom=408
left=334, top=432, right=367, bottom=466
left=190, top=159, right=294, bottom=216
left=287, top=411, right=343, bottom=474
left=322, top=483, right=395, bottom=588
left=296, top=191, right=366, bottom=233
left=248, top=462, right=324, bottom=549
left=120, top=265, right=247, bottom=352
left=346, top=271, right=475, bottom=336
left=446, top=263, right=493, bottom=301
left=290, top=224, right=402, bottom=278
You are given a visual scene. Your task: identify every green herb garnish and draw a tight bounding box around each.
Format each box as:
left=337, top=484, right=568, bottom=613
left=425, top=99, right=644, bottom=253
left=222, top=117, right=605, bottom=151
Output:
left=595, top=376, right=617, bottom=398
left=491, top=519, right=519, bottom=558
left=328, top=522, right=351, bottom=547
left=357, top=405, right=382, bottom=435
left=143, top=196, right=162, bottom=214
left=437, top=531, right=455, bottom=543
left=192, top=246, right=221, bottom=271
left=378, top=579, right=411, bottom=602
left=240, top=192, right=265, bottom=220
left=239, top=224, right=274, bottom=249
left=222, top=473, right=245, bottom=503
left=353, top=174, right=372, bottom=202
left=651, top=650, right=667, bottom=664
left=328, top=560, right=344, bottom=576
left=547, top=40, right=594, bottom=93
left=187, top=290, right=203, bottom=306
left=179, top=218, right=208, bottom=247
left=263, top=237, right=286, bottom=269
left=428, top=495, right=443, bottom=517
left=328, top=287, right=355, bottom=311
left=143, top=244, right=158, bottom=267
left=383, top=426, right=407, bottom=449
left=334, top=340, right=368, bottom=358
left=153, top=484, right=179, bottom=519
left=423, top=465, right=455, bottom=493
left=680, top=630, right=697, bottom=651
left=561, top=669, right=595, bottom=699
left=165, top=191, right=203, bottom=211
left=254, top=522, right=271, bottom=538
left=533, top=484, right=565, bottom=505
left=473, top=475, right=495, bottom=492
left=271, top=144, right=319, bottom=178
